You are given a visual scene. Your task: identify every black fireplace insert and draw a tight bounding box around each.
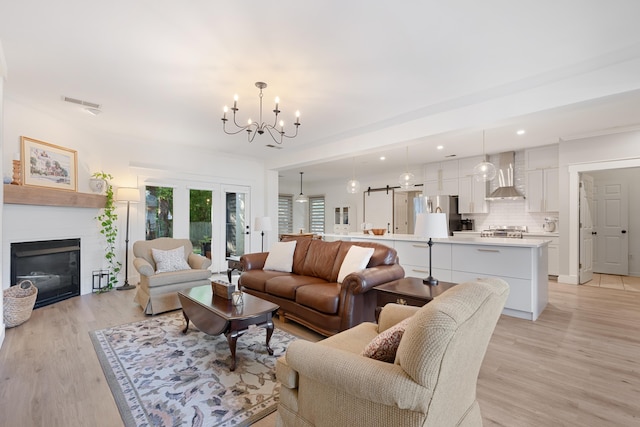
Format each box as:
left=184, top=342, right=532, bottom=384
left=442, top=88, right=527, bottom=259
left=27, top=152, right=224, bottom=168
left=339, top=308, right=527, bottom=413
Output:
left=10, top=238, right=81, bottom=308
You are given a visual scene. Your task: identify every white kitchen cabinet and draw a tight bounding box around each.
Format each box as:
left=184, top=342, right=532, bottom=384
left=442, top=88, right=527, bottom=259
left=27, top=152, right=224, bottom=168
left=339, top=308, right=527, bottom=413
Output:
left=393, top=241, right=452, bottom=281
left=547, top=237, right=559, bottom=276
left=458, top=176, right=489, bottom=213
left=526, top=168, right=559, bottom=212
left=525, top=145, right=558, bottom=170
left=424, top=160, right=458, bottom=195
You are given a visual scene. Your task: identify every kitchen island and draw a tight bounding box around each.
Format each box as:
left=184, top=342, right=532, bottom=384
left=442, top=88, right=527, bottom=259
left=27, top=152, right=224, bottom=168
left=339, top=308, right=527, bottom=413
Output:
left=323, top=233, right=549, bottom=321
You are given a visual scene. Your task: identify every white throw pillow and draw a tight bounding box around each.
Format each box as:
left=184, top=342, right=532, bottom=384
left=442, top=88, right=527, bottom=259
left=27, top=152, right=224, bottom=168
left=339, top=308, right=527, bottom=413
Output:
left=263, top=240, right=297, bottom=273
left=152, top=246, right=191, bottom=273
left=337, top=245, right=375, bottom=283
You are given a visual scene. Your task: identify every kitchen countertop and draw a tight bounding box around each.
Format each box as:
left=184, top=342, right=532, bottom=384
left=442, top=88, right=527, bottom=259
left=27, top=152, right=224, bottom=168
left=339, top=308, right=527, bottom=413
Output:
left=453, top=230, right=559, bottom=237
left=322, top=233, right=550, bottom=248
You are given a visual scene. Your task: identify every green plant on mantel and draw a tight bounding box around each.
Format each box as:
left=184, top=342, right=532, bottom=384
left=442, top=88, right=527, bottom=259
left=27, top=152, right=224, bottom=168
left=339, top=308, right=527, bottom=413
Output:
left=93, top=171, right=121, bottom=291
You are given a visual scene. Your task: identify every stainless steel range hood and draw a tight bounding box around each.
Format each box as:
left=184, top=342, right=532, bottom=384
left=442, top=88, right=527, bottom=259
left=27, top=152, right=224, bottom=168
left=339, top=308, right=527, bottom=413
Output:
left=485, top=151, right=525, bottom=201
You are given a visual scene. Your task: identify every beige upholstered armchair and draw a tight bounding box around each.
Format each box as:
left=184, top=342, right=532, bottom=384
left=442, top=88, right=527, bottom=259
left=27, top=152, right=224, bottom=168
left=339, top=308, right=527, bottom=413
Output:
left=276, top=278, right=509, bottom=427
left=133, top=238, right=212, bottom=315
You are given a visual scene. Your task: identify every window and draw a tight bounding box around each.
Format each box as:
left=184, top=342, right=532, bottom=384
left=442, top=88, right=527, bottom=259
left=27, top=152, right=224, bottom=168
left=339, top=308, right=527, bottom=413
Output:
left=145, top=186, right=174, bottom=239
left=278, top=194, right=293, bottom=234
left=309, top=195, right=325, bottom=234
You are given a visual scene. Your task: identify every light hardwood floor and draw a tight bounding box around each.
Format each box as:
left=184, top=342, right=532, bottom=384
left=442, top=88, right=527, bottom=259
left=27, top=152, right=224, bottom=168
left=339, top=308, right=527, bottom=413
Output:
left=1, top=279, right=639, bottom=426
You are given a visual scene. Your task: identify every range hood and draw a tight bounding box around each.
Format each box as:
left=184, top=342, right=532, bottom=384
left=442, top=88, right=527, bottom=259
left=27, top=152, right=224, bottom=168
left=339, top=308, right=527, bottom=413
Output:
left=485, top=151, right=525, bottom=200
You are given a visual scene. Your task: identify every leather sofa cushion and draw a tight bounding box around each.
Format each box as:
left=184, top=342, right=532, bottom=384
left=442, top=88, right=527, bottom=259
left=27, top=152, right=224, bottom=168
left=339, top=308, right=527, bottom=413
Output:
left=295, top=283, right=341, bottom=315
left=301, top=240, right=342, bottom=282
left=265, top=275, right=327, bottom=299
left=240, top=270, right=291, bottom=293
left=330, top=241, right=398, bottom=280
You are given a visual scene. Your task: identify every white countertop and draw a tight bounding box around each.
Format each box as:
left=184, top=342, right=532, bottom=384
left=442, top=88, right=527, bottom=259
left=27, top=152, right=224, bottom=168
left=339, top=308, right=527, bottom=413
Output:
left=322, top=233, right=550, bottom=248
left=453, top=230, right=559, bottom=237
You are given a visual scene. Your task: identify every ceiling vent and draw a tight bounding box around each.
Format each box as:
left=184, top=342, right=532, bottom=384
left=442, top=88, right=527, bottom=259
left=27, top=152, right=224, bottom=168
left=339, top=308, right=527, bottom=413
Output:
left=62, top=96, right=101, bottom=109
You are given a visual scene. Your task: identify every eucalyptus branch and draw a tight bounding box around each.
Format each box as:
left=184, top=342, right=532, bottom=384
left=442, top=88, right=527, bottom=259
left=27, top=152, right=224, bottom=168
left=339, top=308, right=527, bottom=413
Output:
left=93, top=172, right=121, bottom=291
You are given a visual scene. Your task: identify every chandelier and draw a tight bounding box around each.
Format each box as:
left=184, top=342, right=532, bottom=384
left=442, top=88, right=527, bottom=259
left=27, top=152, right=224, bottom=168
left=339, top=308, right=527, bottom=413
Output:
left=473, top=130, right=497, bottom=182
left=398, top=146, right=416, bottom=189
left=222, top=81, right=300, bottom=144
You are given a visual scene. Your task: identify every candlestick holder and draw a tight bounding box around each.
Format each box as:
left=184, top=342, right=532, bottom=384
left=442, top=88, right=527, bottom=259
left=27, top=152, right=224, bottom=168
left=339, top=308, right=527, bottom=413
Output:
left=11, top=160, right=21, bottom=185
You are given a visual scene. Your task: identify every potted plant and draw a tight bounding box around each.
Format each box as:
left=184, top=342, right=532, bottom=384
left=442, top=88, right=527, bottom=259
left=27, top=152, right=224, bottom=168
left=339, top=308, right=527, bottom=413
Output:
left=93, top=172, right=121, bottom=291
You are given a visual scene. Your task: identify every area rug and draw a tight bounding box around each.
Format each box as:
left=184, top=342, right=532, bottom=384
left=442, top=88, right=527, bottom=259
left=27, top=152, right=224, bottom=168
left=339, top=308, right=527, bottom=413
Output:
left=90, top=312, right=297, bottom=427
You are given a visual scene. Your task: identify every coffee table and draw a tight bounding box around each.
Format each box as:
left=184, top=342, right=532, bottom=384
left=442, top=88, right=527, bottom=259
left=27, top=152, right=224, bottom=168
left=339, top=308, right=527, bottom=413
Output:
left=177, top=285, right=279, bottom=371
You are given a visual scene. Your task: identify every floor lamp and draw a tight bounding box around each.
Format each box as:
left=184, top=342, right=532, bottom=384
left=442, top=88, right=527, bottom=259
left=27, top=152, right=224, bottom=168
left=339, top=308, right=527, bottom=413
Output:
left=116, top=187, right=140, bottom=291
left=254, top=217, right=272, bottom=252
left=414, top=212, right=449, bottom=286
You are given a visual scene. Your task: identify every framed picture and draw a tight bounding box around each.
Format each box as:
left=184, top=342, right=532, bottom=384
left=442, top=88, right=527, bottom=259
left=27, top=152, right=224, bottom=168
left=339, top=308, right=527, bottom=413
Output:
left=21, top=136, right=78, bottom=191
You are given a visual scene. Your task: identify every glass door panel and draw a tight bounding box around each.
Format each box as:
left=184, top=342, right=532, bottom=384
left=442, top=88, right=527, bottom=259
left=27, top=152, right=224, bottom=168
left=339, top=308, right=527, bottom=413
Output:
left=224, top=186, right=250, bottom=257
left=145, top=186, right=174, bottom=240
left=189, top=189, right=213, bottom=258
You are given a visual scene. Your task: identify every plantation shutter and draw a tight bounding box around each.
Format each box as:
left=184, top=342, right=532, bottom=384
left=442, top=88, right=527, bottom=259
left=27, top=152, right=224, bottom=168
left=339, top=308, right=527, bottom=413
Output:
left=309, top=195, right=325, bottom=234
left=278, top=194, right=293, bottom=234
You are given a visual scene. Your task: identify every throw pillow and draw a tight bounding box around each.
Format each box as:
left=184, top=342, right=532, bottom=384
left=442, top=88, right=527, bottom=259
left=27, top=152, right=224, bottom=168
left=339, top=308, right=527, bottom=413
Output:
left=152, top=246, right=191, bottom=273
left=263, top=240, right=297, bottom=272
left=361, top=317, right=412, bottom=363
left=337, top=245, right=375, bottom=283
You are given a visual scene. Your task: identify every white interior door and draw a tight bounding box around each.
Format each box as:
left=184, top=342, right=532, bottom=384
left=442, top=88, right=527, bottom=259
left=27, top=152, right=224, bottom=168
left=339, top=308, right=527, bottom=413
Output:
left=363, top=188, right=393, bottom=233
left=394, top=192, right=409, bottom=234
left=579, top=174, right=594, bottom=284
left=594, top=179, right=629, bottom=275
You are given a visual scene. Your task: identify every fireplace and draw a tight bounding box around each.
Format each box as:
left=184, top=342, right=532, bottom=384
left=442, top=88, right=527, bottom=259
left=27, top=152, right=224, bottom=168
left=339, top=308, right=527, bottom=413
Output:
left=10, top=239, right=81, bottom=308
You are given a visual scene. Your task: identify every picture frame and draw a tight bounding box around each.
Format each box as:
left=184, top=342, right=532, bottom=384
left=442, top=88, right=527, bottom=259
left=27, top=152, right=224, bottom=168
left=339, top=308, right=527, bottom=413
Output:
left=21, top=136, right=78, bottom=191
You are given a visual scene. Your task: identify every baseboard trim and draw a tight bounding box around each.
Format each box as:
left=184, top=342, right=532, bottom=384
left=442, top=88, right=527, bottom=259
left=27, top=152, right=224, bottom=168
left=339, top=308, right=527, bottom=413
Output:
left=558, top=274, right=579, bottom=285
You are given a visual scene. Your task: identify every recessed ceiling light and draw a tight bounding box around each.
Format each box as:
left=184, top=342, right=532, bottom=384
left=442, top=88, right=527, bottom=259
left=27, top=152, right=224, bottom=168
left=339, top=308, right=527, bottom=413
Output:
left=436, top=145, right=444, bottom=150
left=516, top=129, right=526, bottom=135
left=380, top=156, right=386, bottom=161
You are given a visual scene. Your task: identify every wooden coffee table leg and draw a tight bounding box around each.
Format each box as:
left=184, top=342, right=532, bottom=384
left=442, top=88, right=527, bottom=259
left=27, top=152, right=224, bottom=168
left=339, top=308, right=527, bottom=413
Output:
left=181, top=310, right=190, bottom=334
left=226, top=330, right=240, bottom=371
left=265, top=315, right=274, bottom=355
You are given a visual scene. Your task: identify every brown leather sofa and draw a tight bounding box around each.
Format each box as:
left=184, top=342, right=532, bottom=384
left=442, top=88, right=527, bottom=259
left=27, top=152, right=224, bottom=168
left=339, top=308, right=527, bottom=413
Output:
left=239, top=238, right=405, bottom=336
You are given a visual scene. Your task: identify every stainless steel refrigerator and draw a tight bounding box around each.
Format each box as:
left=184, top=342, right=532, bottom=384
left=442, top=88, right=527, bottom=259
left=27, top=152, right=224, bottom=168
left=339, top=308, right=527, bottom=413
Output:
left=413, top=195, right=462, bottom=236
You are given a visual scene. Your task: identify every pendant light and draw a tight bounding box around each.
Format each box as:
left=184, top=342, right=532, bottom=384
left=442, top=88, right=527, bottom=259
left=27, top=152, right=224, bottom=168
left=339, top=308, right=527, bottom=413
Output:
left=398, top=146, right=415, bottom=189
left=295, top=171, right=308, bottom=203
left=346, top=158, right=361, bottom=194
left=473, top=130, right=497, bottom=182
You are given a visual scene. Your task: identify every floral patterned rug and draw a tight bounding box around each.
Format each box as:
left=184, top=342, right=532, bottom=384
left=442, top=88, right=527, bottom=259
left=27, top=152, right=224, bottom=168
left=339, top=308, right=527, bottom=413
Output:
left=90, top=312, right=297, bottom=427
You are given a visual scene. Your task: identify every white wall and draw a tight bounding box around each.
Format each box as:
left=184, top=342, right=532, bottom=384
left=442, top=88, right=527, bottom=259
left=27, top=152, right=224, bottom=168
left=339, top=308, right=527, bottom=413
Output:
left=560, top=130, right=640, bottom=284
left=2, top=98, right=268, bottom=295
left=1, top=40, right=7, bottom=346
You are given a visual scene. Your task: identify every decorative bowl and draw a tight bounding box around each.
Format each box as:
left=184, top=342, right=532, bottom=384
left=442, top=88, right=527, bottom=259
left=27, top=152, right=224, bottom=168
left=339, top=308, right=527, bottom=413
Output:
left=370, top=228, right=386, bottom=235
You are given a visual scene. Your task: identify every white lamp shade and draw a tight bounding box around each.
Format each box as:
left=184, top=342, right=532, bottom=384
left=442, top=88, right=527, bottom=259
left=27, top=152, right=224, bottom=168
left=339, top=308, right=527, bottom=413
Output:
left=116, top=187, right=140, bottom=203
left=414, top=213, right=449, bottom=238
left=254, top=216, right=272, bottom=232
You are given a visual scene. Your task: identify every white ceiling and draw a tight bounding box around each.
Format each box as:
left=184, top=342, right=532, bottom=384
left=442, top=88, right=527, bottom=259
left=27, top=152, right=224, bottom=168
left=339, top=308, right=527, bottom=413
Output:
left=2, top=1, right=640, bottom=186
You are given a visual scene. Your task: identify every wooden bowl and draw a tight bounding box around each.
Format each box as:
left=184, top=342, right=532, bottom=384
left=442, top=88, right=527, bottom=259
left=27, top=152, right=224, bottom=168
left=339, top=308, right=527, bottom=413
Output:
left=370, top=228, right=386, bottom=235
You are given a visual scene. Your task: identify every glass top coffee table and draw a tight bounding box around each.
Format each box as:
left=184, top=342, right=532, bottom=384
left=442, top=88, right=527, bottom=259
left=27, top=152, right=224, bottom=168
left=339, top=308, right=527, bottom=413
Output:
left=177, top=285, right=279, bottom=371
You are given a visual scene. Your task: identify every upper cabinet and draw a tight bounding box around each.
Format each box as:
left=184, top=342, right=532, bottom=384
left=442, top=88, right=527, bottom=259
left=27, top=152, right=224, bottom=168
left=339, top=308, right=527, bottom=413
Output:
left=525, top=145, right=559, bottom=212
left=457, top=156, right=489, bottom=214
left=423, top=159, right=458, bottom=196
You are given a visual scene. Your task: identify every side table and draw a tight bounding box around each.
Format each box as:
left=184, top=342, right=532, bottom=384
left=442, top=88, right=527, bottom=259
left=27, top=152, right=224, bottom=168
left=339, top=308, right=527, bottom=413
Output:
left=374, top=277, right=457, bottom=318
left=226, top=256, right=243, bottom=282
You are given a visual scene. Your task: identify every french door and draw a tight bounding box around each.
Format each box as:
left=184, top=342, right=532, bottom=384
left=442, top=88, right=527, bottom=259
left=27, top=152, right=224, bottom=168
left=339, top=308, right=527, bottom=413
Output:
left=222, top=185, right=251, bottom=259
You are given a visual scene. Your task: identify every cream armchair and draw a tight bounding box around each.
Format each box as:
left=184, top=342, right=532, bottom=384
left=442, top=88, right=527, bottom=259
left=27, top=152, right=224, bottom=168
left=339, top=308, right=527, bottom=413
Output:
left=276, top=278, right=509, bottom=427
left=133, top=238, right=212, bottom=315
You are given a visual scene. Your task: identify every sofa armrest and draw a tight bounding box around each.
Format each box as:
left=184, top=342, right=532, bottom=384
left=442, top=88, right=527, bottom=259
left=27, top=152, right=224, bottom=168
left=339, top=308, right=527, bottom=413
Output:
left=188, top=253, right=212, bottom=270
left=285, top=340, right=431, bottom=413
left=240, top=252, right=268, bottom=271
left=133, top=258, right=154, bottom=277
left=342, top=263, right=405, bottom=295
left=378, top=303, right=420, bottom=333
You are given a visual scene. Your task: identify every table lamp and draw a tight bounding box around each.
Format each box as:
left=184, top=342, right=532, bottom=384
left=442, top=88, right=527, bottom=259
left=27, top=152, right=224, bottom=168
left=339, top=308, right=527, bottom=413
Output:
left=116, top=187, right=140, bottom=291
left=254, top=216, right=272, bottom=252
left=414, top=212, right=449, bottom=286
